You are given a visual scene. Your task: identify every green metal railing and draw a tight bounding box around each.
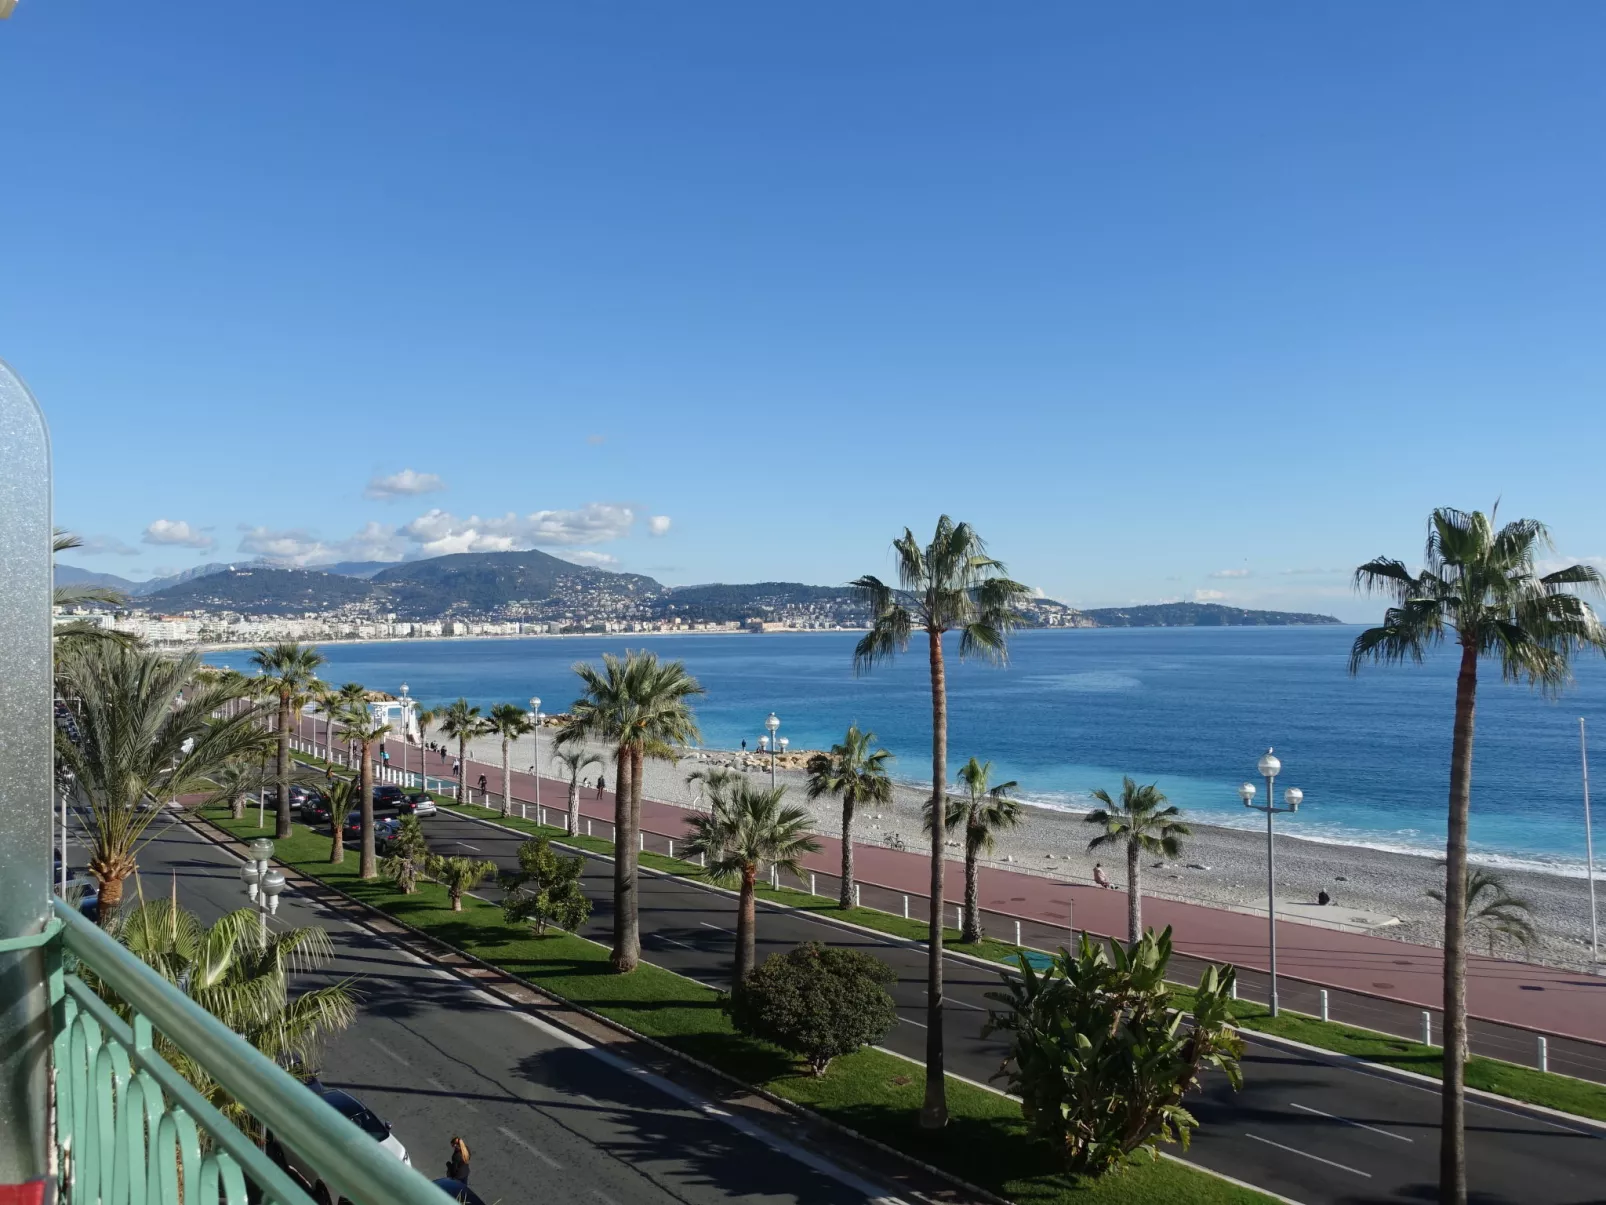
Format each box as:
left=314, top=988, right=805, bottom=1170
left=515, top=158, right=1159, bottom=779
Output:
left=40, top=899, right=447, bottom=1205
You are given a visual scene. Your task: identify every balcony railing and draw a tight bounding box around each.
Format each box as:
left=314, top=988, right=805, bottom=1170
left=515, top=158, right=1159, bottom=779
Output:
left=35, top=898, right=447, bottom=1205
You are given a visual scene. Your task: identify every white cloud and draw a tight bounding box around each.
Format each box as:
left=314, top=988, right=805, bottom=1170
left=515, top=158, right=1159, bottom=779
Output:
left=143, top=519, right=215, bottom=550
left=364, top=469, right=446, bottom=500
left=586, top=434, right=606, bottom=446
left=1281, top=567, right=1346, bottom=576
left=647, top=515, right=672, bottom=537
left=1209, top=568, right=1251, bottom=579
left=75, top=534, right=140, bottom=557
left=555, top=550, right=620, bottom=568
left=399, top=504, right=637, bottom=557
left=1194, top=589, right=1228, bottom=601
left=237, top=527, right=331, bottom=565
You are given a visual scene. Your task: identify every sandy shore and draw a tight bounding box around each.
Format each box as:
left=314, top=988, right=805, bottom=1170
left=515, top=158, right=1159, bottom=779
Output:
left=465, top=734, right=1603, bottom=970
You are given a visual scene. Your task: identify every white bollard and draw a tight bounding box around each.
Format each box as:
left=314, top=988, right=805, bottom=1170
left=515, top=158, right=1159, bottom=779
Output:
left=853, top=883, right=861, bottom=908
left=1538, top=1035, right=1549, bottom=1072
left=1422, top=1011, right=1433, bottom=1047
left=539, top=806, right=546, bottom=827
left=639, top=831, right=644, bottom=852
left=667, top=839, right=674, bottom=858
left=586, top=818, right=592, bottom=837
left=1014, top=919, right=1022, bottom=947
left=1319, top=989, right=1329, bottom=1023
left=1230, top=979, right=1238, bottom=1001
left=956, top=904, right=965, bottom=933
left=771, top=865, right=779, bottom=889
left=698, top=851, right=705, bottom=868
left=902, top=894, right=909, bottom=919
left=810, top=873, right=817, bottom=896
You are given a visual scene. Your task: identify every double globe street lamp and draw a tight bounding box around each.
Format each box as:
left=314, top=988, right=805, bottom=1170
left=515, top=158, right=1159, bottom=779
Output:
left=757, top=712, right=788, bottom=790
left=528, top=696, right=546, bottom=822
left=240, top=837, right=286, bottom=940
left=1240, top=748, right=1303, bottom=1017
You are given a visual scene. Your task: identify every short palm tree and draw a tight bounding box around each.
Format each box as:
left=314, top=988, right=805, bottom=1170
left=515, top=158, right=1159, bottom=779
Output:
left=201, top=758, right=272, bottom=822
left=805, top=725, right=894, bottom=910
left=54, top=643, right=269, bottom=925
left=381, top=815, right=431, bottom=892
left=324, top=773, right=362, bottom=865
left=110, top=887, right=357, bottom=1130
left=336, top=703, right=391, bottom=880
left=567, top=651, right=703, bottom=972
left=1084, top=776, right=1189, bottom=943
left=687, top=764, right=740, bottom=809
left=427, top=698, right=489, bottom=804
left=1428, top=866, right=1538, bottom=957
left=1351, top=506, right=1604, bottom=1205
left=426, top=853, right=498, bottom=911
left=852, top=515, right=1030, bottom=1128
left=554, top=739, right=602, bottom=835
left=249, top=642, right=327, bottom=840
left=684, top=780, right=820, bottom=986
left=924, top=758, right=1020, bottom=942
left=486, top=702, right=535, bottom=816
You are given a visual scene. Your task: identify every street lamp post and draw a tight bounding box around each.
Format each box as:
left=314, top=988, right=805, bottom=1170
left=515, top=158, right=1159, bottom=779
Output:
left=399, top=684, right=410, bottom=788
left=529, top=697, right=544, bottom=822
left=1240, top=748, right=1302, bottom=1017
left=758, top=712, right=788, bottom=790
left=240, top=836, right=286, bottom=941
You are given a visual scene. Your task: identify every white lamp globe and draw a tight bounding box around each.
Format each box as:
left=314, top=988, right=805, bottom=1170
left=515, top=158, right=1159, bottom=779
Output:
left=766, top=712, right=781, bottom=733
left=1239, top=782, right=1257, bottom=805
left=530, top=696, right=541, bottom=713
left=1257, top=748, right=1281, bottom=779
left=1284, top=787, right=1303, bottom=810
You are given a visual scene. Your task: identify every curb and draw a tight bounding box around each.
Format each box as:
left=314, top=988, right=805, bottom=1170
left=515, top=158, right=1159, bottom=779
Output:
left=182, top=811, right=1005, bottom=1205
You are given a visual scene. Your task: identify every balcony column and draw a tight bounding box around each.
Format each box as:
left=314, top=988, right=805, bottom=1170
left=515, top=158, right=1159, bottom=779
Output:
left=0, top=358, right=55, bottom=1184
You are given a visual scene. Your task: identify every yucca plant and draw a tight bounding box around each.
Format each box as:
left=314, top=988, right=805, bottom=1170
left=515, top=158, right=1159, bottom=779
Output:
left=426, top=854, right=498, bottom=911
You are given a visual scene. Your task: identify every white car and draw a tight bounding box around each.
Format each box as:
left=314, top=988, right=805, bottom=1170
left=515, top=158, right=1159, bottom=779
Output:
left=400, top=794, right=438, bottom=818
left=267, top=1082, right=410, bottom=1205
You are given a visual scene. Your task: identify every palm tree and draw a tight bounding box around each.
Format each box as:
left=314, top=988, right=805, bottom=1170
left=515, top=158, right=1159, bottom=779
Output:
left=1350, top=506, right=1605, bottom=1205
left=381, top=815, right=431, bottom=892
left=52, top=528, right=127, bottom=608
left=313, top=686, right=344, bottom=762
left=687, top=764, right=740, bottom=810
left=486, top=702, right=535, bottom=817
left=567, top=651, right=704, bottom=971
left=684, top=780, right=820, bottom=986
left=336, top=704, right=391, bottom=880
left=324, top=773, right=362, bottom=865
left=852, top=515, right=1030, bottom=1128
left=249, top=642, right=327, bottom=839
left=426, top=854, right=498, bottom=911
left=554, top=741, right=602, bottom=835
left=924, top=758, right=1020, bottom=942
left=1428, top=866, right=1538, bottom=957
left=332, top=682, right=370, bottom=764
left=110, top=886, right=356, bottom=1131
left=805, top=726, right=894, bottom=910
left=1083, top=776, right=1189, bottom=943
left=200, top=758, right=272, bottom=822
left=428, top=698, right=488, bottom=804
left=54, top=643, right=269, bottom=925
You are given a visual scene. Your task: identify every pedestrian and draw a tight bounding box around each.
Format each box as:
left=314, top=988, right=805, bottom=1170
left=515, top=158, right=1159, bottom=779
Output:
left=1092, top=862, right=1115, bottom=890
left=381, top=748, right=390, bottom=767
left=452, top=758, right=461, bottom=778
left=597, top=773, right=607, bottom=798
left=477, top=773, right=488, bottom=803
left=324, top=764, right=333, bottom=783
left=445, top=1135, right=470, bottom=1183
left=1317, top=888, right=1332, bottom=906
left=740, top=739, right=746, bottom=752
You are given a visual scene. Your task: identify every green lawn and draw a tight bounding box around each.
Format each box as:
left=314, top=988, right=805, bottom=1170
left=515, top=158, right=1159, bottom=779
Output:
left=199, top=806, right=1277, bottom=1204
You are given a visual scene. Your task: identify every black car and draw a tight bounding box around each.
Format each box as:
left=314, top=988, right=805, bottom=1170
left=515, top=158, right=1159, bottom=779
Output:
left=372, top=784, right=406, bottom=813
left=298, top=793, right=332, bottom=825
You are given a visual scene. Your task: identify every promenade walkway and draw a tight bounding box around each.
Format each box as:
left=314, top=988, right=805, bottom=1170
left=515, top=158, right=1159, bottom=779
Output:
left=303, top=719, right=1606, bottom=1052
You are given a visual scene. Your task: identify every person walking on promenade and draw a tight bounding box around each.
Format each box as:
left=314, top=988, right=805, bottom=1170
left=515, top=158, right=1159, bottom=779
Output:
left=597, top=772, right=607, bottom=798
left=477, top=772, right=488, bottom=803
left=445, top=1135, right=470, bottom=1183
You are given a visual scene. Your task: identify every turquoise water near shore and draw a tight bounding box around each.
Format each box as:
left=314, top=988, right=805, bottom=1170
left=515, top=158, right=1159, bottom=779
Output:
left=209, top=626, right=1606, bottom=874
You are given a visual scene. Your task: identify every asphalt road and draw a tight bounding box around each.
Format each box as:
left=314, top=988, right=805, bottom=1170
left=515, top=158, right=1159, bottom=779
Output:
left=114, top=815, right=908, bottom=1205
left=420, top=807, right=1606, bottom=1205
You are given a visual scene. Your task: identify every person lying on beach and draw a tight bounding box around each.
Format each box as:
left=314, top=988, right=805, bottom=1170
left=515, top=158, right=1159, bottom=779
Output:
left=1092, top=862, right=1116, bottom=890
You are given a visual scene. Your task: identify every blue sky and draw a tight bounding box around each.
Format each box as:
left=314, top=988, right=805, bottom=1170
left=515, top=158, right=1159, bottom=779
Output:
left=5, top=4, right=1604, bottom=621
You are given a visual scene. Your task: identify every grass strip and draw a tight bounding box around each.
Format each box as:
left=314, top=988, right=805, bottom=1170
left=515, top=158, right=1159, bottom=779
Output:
left=200, top=805, right=1277, bottom=1204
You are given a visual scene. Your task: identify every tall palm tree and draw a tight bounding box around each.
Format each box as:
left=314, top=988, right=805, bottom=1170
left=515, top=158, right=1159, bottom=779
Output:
left=554, top=741, right=602, bottom=835
left=313, top=685, right=344, bottom=762
left=53, top=643, right=269, bottom=924
left=852, top=515, right=1030, bottom=1128
left=486, top=702, right=535, bottom=817
left=684, top=780, right=820, bottom=985
left=332, top=682, right=370, bottom=763
left=249, top=642, right=326, bottom=839
left=1083, top=776, right=1189, bottom=943
left=336, top=704, right=391, bottom=880
left=428, top=698, right=488, bottom=804
left=567, top=651, right=703, bottom=971
left=1350, top=506, right=1604, bottom=1205
left=805, top=725, right=894, bottom=910
left=924, top=758, right=1020, bottom=942
left=1428, top=866, right=1538, bottom=957
left=110, top=887, right=357, bottom=1131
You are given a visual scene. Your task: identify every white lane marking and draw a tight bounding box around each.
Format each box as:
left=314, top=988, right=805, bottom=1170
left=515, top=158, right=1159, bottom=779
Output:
left=653, top=934, right=694, bottom=950
left=368, top=1038, right=410, bottom=1066
left=427, top=1077, right=477, bottom=1112
left=1289, top=1101, right=1411, bottom=1142
left=453, top=841, right=481, bottom=852
left=1244, top=1133, right=1372, bottom=1177
left=899, top=1016, right=928, bottom=1029
left=580, top=1094, right=599, bottom=1106
left=698, top=922, right=735, bottom=936
left=497, top=1125, right=560, bottom=1169
left=943, top=996, right=985, bottom=1012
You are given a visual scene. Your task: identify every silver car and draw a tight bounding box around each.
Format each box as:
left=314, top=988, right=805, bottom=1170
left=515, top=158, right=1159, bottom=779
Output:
left=267, top=1082, right=410, bottom=1205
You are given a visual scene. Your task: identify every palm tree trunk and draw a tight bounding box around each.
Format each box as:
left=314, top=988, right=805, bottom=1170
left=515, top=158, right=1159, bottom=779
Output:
left=839, top=797, right=856, bottom=909
left=359, top=742, right=377, bottom=880
left=567, top=775, right=580, bottom=836
left=457, top=735, right=468, bottom=804
left=1127, top=841, right=1142, bottom=943
left=501, top=736, right=513, bottom=817
left=97, top=871, right=126, bottom=929
left=610, top=745, right=638, bottom=972
left=275, top=690, right=293, bottom=840
left=1440, top=642, right=1478, bottom=1205
left=735, top=865, right=759, bottom=984
left=921, top=626, right=948, bottom=1130
left=330, top=821, right=344, bottom=864
left=963, top=838, right=981, bottom=943
left=231, top=792, right=246, bottom=822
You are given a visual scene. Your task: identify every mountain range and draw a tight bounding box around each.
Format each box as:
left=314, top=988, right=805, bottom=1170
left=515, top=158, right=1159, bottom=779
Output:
left=55, top=551, right=1341, bottom=628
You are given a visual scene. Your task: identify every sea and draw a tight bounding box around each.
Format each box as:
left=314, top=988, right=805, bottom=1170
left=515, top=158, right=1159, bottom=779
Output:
left=207, top=626, right=1606, bottom=876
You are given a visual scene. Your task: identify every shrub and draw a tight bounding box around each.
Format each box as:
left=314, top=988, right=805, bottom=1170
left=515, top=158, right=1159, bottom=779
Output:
left=982, top=926, right=1242, bottom=1178
left=727, top=942, right=897, bottom=1075
left=500, top=838, right=590, bottom=936
left=380, top=815, right=430, bottom=893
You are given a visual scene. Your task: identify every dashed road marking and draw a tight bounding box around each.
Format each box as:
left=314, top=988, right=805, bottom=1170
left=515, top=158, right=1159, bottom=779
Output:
left=497, top=1125, right=561, bottom=1169
left=1289, top=1101, right=1411, bottom=1142
left=1245, top=1133, right=1371, bottom=1177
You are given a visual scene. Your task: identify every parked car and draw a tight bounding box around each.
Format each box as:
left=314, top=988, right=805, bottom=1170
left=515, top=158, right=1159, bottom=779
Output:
left=372, top=784, right=406, bottom=812
left=266, top=1080, right=410, bottom=1204
left=342, top=815, right=402, bottom=851
left=62, top=874, right=99, bottom=923
left=396, top=794, right=438, bottom=818
left=433, top=1180, right=486, bottom=1205
left=298, top=793, right=332, bottom=826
